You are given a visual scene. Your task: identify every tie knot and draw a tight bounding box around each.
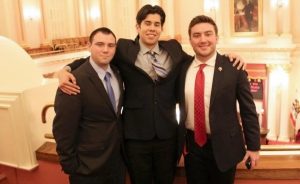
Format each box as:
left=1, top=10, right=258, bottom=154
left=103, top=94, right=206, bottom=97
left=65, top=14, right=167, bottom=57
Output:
left=199, top=64, right=206, bottom=71
left=104, top=72, right=111, bottom=81
left=148, top=51, right=156, bottom=57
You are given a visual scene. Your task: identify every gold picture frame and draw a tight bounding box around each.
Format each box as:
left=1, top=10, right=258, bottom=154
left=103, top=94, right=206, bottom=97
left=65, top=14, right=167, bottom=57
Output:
left=230, top=0, right=262, bottom=36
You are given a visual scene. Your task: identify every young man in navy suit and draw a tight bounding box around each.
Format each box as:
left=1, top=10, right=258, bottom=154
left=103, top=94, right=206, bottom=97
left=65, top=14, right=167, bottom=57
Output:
left=178, top=15, right=260, bottom=184
left=53, top=27, right=124, bottom=184
left=56, top=5, right=245, bottom=184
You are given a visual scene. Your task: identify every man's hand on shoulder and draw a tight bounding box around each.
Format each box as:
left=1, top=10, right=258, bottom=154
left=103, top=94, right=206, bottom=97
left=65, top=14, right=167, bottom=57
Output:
left=225, top=53, right=247, bottom=70
left=57, top=67, right=80, bottom=95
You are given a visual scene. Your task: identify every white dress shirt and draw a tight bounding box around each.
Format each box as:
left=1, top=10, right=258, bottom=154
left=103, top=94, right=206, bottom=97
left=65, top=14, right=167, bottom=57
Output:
left=184, top=52, right=217, bottom=134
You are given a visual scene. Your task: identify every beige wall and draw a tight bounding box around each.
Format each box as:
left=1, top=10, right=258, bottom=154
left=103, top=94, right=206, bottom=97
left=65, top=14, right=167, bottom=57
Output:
left=291, top=0, right=300, bottom=43
left=0, top=0, right=299, bottom=47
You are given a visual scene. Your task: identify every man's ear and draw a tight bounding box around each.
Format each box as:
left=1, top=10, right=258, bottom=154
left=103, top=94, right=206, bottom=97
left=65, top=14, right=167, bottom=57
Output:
left=87, top=42, right=92, bottom=51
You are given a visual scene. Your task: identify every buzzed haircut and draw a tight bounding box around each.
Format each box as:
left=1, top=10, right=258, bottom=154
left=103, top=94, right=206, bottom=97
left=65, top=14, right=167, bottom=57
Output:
left=89, top=27, right=116, bottom=43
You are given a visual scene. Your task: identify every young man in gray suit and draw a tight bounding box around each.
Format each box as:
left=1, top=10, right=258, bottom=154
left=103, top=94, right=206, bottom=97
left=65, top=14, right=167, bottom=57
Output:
left=53, top=27, right=124, bottom=184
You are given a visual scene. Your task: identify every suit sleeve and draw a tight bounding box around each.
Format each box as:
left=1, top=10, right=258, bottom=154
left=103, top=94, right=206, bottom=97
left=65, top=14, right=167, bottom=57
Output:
left=236, top=71, right=260, bottom=151
left=67, top=58, right=87, bottom=71
left=52, top=89, right=82, bottom=174
left=173, top=40, right=191, bottom=102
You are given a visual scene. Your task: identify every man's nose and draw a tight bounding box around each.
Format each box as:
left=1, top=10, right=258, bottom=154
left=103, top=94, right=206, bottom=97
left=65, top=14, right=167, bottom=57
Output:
left=199, top=35, right=206, bottom=42
left=149, top=24, right=156, bottom=30
left=103, top=45, right=109, bottom=52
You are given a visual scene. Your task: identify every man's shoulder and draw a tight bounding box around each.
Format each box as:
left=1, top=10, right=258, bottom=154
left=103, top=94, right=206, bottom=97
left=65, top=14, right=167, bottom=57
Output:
left=217, top=53, right=231, bottom=63
left=217, top=53, right=247, bottom=75
left=159, top=39, right=184, bottom=56
left=216, top=54, right=237, bottom=70
left=74, top=57, right=88, bottom=63
left=72, top=60, right=90, bottom=76
left=159, top=39, right=180, bottom=46
left=117, top=38, right=135, bottom=46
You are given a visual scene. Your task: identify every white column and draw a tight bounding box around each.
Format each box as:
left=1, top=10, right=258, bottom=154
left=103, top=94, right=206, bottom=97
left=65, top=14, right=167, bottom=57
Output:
left=267, top=64, right=291, bottom=141
left=278, top=66, right=290, bottom=141
left=266, top=66, right=280, bottom=140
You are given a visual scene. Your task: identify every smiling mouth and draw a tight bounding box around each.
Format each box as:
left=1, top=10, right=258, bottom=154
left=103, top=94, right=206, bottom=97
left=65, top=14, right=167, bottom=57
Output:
left=199, top=46, right=209, bottom=49
left=147, top=34, right=157, bottom=37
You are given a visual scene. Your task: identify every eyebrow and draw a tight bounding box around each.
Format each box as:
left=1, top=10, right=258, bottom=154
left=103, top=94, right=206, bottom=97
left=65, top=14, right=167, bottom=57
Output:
left=193, top=30, right=214, bottom=34
left=144, top=20, right=161, bottom=24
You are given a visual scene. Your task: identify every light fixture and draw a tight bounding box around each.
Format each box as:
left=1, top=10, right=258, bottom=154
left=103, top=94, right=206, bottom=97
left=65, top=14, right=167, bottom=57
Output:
left=204, top=0, right=219, bottom=21
left=23, top=6, right=40, bottom=21
left=204, top=0, right=219, bottom=12
left=277, top=0, right=288, bottom=8
left=90, top=7, right=100, bottom=20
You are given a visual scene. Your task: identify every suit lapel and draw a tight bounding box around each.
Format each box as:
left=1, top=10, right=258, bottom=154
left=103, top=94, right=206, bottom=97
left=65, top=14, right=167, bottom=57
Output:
left=126, top=36, right=140, bottom=65
left=83, top=61, right=117, bottom=114
left=111, top=65, right=123, bottom=116
left=127, top=45, right=140, bottom=65
left=210, top=53, right=225, bottom=107
left=159, top=41, right=181, bottom=80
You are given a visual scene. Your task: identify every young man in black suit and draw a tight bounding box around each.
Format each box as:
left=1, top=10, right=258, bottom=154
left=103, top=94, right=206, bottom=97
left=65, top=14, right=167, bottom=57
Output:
left=178, top=15, right=260, bottom=184
left=52, top=27, right=124, bottom=184
left=56, top=5, right=245, bottom=184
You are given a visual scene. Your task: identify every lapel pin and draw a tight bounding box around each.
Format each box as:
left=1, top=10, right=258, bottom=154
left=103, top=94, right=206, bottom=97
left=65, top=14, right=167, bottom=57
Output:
left=218, top=67, right=222, bottom=72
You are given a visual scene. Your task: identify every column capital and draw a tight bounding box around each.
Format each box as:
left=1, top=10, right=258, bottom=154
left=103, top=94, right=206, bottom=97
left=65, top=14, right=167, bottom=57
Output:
left=266, top=64, right=291, bottom=73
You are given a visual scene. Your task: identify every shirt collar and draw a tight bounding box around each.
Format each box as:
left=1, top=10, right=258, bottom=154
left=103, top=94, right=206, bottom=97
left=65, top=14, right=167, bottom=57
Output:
left=139, top=38, right=161, bottom=55
left=89, top=57, right=113, bottom=80
left=192, top=51, right=217, bottom=68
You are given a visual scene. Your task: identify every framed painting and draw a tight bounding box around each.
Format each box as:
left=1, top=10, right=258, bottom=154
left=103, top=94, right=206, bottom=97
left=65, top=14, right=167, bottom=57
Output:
left=230, top=0, right=262, bottom=36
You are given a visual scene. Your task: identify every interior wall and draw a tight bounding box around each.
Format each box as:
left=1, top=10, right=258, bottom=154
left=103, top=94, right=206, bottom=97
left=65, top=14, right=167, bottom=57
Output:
left=173, top=0, right=203, bottom=43
left=291, top=0, right=300, bottom=43
left=1, top=0, right=300, bottom=47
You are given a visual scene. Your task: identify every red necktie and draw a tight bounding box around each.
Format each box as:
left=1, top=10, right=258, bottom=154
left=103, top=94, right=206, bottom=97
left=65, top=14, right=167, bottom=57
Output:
left=194, top=64, right=207, bottom=147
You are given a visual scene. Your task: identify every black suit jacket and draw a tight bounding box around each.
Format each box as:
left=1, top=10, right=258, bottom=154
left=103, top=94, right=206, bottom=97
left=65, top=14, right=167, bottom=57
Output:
left=114, top=37, right=189, bottom=141
left=178, top=53, right=260, bottom=171
left=68, top=37, right=189, bottom=161
left=53, top=58, right=124, bottom=175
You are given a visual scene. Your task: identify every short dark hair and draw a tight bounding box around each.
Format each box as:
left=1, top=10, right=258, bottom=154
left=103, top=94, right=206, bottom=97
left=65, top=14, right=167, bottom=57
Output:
left=188, top=15, right=218, bottom=37
left=89, top=27, right=116, bottom=43
left=136, top=4, right=166, bottom=26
